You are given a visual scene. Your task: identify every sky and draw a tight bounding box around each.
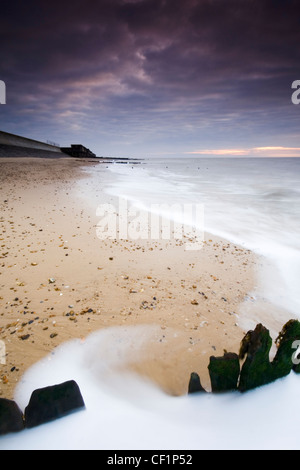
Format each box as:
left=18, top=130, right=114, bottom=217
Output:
left=1, top=0, right=300, bottom=158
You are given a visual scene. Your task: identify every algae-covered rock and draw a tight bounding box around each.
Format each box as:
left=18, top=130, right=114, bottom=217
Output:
left=238, top=323, right=273, bottom=392
left=273, top=319, right=300, bottom=376
left=188, top=372, right=206, bottom=394
left=208, top=352, right=240, bottom=392
left=188, top=319, right=300, bottom=396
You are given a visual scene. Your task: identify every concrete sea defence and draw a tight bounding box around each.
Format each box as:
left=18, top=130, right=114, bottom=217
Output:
left=0, top=130, right=62, bottom=153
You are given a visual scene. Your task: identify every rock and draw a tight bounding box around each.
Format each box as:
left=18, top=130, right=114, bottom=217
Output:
left=0, top=398, right=24, bottom=435
left=19, top=334, right=30, bottom=340
left=238, top=323, right=273, bottom=392
left=273, top=319, right=300, bottom=376
left=24, top=380, right=85, bottom=428
left=188, top=319, right=300, bottom=396
left=208, top=352, right=240, bottom=392
left=188, top=372, right=206, bottom=394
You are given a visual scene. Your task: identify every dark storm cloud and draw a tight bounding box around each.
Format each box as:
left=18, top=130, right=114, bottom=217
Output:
left=1, top=0, right=300, bottom=153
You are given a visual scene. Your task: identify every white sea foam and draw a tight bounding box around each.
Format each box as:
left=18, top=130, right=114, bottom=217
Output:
left=1, top=324, right=300, bottom=450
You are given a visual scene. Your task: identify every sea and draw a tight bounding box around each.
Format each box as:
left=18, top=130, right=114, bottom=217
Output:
left=1, top=156, right=300, bottom=450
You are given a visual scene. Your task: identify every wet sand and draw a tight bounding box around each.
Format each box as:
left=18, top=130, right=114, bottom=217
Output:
left=0, top=156, right=260, bottom=399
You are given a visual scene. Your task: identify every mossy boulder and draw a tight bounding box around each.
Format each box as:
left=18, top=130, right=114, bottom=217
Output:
left=188, top=319, right=300, bottom=396
left=188, top=372, right=206, bottom=394
left=208, top=352, right=240, bottom=392
left=238, top=323, right=274, bottom=392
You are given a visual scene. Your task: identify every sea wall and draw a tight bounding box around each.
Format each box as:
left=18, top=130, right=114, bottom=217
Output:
left=0, top=130, right=62, bottom=153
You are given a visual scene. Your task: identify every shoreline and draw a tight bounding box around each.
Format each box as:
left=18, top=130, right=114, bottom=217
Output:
left=0, top=156, right=291, bottom=399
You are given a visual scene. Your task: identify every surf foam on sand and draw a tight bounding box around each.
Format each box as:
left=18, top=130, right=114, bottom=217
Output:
left=1, top=324, right=300, bottom=450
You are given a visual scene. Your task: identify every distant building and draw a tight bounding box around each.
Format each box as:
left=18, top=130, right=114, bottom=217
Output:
left=61, top=144, right=96, bottom=158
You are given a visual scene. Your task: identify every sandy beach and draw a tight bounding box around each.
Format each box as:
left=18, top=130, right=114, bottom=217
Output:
left=0, top=156, right=265, bottom=399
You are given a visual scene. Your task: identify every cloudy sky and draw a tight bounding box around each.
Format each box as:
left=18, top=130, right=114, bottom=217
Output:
left=1, top=0, right=300, bottom=158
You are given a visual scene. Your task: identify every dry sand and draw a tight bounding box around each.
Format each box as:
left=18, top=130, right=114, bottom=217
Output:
left=0, top=156, right=260, bottom=399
